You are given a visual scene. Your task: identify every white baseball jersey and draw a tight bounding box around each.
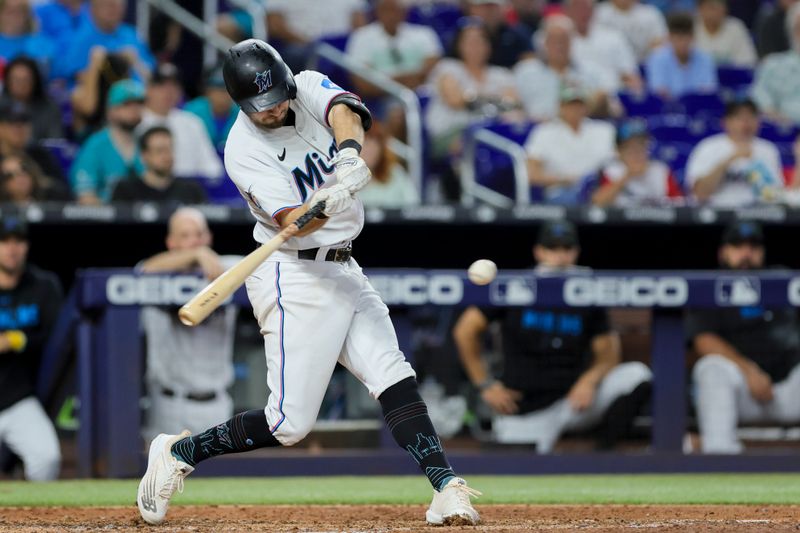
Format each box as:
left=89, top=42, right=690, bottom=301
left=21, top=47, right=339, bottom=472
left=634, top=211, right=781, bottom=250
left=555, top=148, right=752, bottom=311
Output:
left=224, top=70, right=364, bottom=252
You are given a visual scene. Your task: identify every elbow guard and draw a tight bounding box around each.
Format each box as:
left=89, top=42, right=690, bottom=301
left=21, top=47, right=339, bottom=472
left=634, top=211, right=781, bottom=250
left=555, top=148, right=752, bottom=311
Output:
left=329, top=94, right=372, bottom=131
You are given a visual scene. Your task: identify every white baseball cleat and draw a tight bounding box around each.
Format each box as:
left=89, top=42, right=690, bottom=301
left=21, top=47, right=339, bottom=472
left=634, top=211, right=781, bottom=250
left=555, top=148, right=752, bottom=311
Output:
left=137, top=431, right=194, bottom=525
left=426, top=477, right=481, bottom=526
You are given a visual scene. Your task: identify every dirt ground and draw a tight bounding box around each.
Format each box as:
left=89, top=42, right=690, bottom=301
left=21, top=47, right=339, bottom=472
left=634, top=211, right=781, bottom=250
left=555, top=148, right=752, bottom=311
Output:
left=0, top=504, right=798, bottom=532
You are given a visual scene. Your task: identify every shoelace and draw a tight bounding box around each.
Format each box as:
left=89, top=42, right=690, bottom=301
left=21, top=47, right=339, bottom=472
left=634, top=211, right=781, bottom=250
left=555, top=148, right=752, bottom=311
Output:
left=451, top=483, right=482, bottom=506
left=158, top=462, right=189, bottom=499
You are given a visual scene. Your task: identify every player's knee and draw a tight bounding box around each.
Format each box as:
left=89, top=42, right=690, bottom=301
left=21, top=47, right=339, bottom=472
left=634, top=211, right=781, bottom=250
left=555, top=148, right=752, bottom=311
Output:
left=618, top=361, right=652, bottom=388
left=23, top=448, right=61, bottom=481
left=276, top=418, right=315, bottom=446
left=693, top=354, right=740, bottom=385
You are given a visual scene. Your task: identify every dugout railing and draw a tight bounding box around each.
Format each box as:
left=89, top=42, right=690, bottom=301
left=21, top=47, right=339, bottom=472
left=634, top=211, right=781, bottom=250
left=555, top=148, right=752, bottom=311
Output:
left=55, top=269, right=800, bottom=478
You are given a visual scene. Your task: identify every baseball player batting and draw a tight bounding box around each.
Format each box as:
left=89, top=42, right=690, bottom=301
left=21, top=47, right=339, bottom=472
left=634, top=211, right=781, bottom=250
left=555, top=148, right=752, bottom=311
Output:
left=137, top=39, right=480, bottom=526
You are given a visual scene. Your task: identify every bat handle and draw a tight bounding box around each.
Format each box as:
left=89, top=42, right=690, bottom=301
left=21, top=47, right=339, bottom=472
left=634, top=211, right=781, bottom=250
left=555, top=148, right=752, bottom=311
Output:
left=293, top=200, right=326, bottom=230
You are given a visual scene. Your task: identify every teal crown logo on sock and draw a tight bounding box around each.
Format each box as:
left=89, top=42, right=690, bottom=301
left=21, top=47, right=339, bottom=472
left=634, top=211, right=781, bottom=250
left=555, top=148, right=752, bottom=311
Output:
left=406, top=433, right=443, bottom=464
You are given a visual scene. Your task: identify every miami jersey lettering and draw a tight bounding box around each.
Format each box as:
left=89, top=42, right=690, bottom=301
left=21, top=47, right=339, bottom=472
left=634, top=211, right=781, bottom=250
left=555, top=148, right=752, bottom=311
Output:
left=224, top=70, right=364, bottom=251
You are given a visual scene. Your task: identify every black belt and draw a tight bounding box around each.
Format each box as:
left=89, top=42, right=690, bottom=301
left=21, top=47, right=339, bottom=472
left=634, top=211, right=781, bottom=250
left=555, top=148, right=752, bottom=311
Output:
left=161, top=387, right=217, bottom=402
left=298, top=245, right=352, bottom=263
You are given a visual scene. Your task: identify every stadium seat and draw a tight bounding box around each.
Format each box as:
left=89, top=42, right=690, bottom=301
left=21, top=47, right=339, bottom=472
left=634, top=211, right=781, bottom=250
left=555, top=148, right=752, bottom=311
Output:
left=618, top=90, right=666, bottom=118
left=759, top=120, right=798, bottom=144
left=678, top=92, right=725, bottom=118
left=40, top=138, right=79, bottom=179
left=406, top=4, right=463, bottom=50
left=465, top=120, right=535, bottom=202
left=717, top=66, right=754, bottom=94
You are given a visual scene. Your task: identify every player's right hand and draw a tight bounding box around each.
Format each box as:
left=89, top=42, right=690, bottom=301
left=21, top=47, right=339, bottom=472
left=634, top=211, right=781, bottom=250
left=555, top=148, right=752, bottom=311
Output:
left=311, top=184, right=353, bottom=216
left=481, top=381, right=522, bottom=415
left=745, top=366, right=774, bottom=403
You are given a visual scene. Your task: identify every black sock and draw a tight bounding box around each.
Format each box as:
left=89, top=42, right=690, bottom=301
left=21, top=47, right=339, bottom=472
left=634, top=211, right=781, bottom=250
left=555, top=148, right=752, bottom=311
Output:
left=170, top=409, right=281, bottom=466
left=595, top=381, right=652, bottom=451
left=379, top=377, right=457, bottom=491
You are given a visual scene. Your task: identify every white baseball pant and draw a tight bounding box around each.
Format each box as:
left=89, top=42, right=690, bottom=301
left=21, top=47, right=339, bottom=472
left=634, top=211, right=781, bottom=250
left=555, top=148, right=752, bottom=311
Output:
left=245, top=257, right=416, bottom=446
left=693, top=354, right=800, bottom=453
left=0, top=396, right=60, bottom=481
left=492, top=362, right=652, bottom=452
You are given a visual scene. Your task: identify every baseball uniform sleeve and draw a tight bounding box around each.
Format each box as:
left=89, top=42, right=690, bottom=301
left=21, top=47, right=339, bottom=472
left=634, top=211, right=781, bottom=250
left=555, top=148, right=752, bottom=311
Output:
left=225, top=149, right=302, bottom=223
left=294, top=70, right=359, bottom=127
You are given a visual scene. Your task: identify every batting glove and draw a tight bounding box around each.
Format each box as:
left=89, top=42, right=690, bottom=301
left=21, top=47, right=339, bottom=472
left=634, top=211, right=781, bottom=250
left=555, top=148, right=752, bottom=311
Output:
left=331, top=147, right=371, bottom=193
left=311, top=184, right=354, bottom=216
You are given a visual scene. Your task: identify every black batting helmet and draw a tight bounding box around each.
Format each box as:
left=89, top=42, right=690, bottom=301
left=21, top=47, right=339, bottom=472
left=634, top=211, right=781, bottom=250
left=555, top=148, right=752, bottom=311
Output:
left=222, top=39, right=297, bottom=113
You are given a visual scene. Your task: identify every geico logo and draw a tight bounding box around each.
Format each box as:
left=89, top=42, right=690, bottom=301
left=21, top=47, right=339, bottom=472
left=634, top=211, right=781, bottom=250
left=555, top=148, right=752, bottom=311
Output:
left=106, top=275, right=205, bottom=305
left=563, top=277, right=688, bottom=307
left=788, top=278, right=800, bottom=306
left=369, top=275, right=463, bottom=305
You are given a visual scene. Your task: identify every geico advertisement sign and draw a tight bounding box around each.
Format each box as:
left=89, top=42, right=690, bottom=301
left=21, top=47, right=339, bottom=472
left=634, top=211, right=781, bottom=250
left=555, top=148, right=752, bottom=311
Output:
left=788, top=278, right=800, bottom=306
left=106, top=275, right=205, bottom=305
left=369, top=274, right=463, bottom=305
left=564, top=277, right=688, bottom=307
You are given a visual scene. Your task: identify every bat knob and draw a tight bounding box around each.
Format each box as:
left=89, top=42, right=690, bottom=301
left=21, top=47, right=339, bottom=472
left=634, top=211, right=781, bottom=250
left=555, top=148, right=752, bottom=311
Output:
left=178, top=306, right=197, bottom=327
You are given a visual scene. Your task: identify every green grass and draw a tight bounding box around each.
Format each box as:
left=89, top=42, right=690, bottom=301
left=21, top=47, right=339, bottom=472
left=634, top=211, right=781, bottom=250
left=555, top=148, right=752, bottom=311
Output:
left=1, top=474, right=800, bottom=507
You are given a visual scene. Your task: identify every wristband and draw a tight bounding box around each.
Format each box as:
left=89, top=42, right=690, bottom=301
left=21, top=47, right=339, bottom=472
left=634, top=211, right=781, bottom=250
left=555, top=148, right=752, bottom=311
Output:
left=476, top=378, right=496, bottom=392
left=338, top=139, right=362, bottom=154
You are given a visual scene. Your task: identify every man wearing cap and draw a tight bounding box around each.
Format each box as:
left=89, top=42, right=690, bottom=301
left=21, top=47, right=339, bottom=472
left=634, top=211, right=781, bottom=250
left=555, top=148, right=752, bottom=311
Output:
left=687, top=221, right=800, bottom=453
left=69, top=79, right=145, bottom=204
left=0, top=98, right=65, bottom=183
left=686, top=99, right=785, bottom=207
left=524, top=83, right=616, bottom=204
left=137, top=64, right=223, bottom=181
left=593, top=119, right=682, bottom=206
left=184, top=67, right=239, bottom=152
left=453, top=221, right=652, bottom=452
left=0, top=218, right=62, bottom=480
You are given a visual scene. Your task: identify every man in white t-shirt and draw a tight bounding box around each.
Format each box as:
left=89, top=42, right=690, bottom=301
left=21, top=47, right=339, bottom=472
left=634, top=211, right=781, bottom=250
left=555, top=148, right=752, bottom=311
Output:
left=687, top=99, right=784, bottom=206
left=515, top=15, right=618, bottom=121
left=345, top=0, right=443, bottom=135
left=138, top=64, right=224, bottom=180
left=525, top=84, right=616, bottom=204
left=564, top=0, right=643, bottom=92
left=694, top=0, right=757, bottom=67
left=593, top=119, right=681, bottom=207
left=594, top=0, right=668, bottom=62
left=266, top=0, right=368, bottom=72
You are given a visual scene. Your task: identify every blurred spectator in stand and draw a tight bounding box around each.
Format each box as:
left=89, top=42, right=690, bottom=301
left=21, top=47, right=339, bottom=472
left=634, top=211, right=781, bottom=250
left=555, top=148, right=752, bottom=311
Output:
left=687, top=221, right=800, bottom=454
left=346, top=0, right=443, bottom=137
left=453, top=220, right=652, bottom=452
left=69, top=47, right=131, bottom=140
left=138, top=207, right=239, bottom=439
left=645, top=12, right=718, bottom=100
left=111, top=126, right=206, bottom=204
left=752, top=4, right=800, bottom=124
left=266, top=0, right=368, bottom=73
left=183, top=67, right=237, bottom=153
left=355, top=122, right=418, bottom=208
left=70, top=79, right=144, bottom=204
left=0, top=152, right=70, bottom=204
left=60, top=0, right=154, bottom=84
left=34, top=0, right=90, bottom=50
left=687, top=99, right=787, bottom=206
left=0, top=99, right=64, bottom=182
left=216, top=7, right=254, bottom=43
left=516, top=15, right=619, bottom=122
left=564, top=0, right=643, bottom=93
left=2, top=57, right=63, bottom=141
left=0, top=217, right=62, bottom=480
left=525, top=85, right=615, bottom=204
left=0, top=0, right=55, bottom=74
left=756, top=0, right=797, bottom=59
left=507, top=0, right=544, bottom=41
left=694, top=0, right=757, bottom=67
left=424, top=18, right=520, bottom=200
left=465, top=0, right=535, bottom=67
left=592, top=119, right=682, bottom=206
left=138, top=63, right=223, bottom=181
left=594, top=0, right=668, bottom=62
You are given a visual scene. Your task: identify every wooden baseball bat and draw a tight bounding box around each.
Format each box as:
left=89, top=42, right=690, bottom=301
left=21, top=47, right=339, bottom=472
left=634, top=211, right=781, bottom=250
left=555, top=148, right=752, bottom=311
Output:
left=178, top=201, right=326, bottom=327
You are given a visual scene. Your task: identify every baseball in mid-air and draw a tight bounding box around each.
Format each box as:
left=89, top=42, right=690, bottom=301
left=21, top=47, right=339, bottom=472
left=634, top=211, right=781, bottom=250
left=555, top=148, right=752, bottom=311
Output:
left=467, top=259, right=497, bottom=285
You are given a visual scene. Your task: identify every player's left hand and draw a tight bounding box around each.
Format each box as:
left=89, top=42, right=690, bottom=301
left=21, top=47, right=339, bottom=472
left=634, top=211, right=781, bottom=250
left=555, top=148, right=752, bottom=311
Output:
left=332, top=147, right=371, bottom=193
left=567, top=379, right=596, bottom=411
